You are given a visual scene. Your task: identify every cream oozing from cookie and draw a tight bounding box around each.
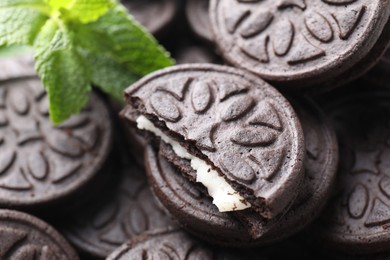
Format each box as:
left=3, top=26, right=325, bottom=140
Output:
left=136, top=115, right=251, bottom=212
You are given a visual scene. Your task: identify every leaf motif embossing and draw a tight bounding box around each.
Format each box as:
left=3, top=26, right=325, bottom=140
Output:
left=248, top=101, right=283, bottom=131
left=221, top=156, right=255, bottom=184
left=191, top=81, right=212, bottom=113
left=157, top=77, right=193, bottom=101
left=129, top=205, right=148, bottom=235
left=305, top=12, right=333, bottom=43
left=231, top=127, right=277, bottom=147
left=9, top=90, right=30, bottom=115
left=0, top=168, right=32, bottom=191
left=332, top=6, right=366, bottom=40
left=273, top=19, right=294, bottom=56
left=347, top=184, right=369, bottom=219
left=47, top=130, right=83, bottom=158
left=27, top=152, right=49, bottom=180
left=379, top=176, right=390, bottom=199
left=93, top=202, right=119, bottom=229
left=224, top=8, right=250, bottom=33
left=218, top=81, right=248, bottom=101
left=51, top=162, right=82, bottom=183
left=150, top=93, right=181, bottom=122
left=188, top=123, right=217, bottom=152
left=288, top=35, right=325, bottom=65
left=221, top=96, right=254, bottom=122
left=11, top=245, right=38, bottom=259
left=57, top=114, right=89, bottom=129
left=0, top=227, right=27, bottom=256
left=249, top=146, right=285, bottom=180
left=240, top=11, right=273, bottom=38
left=365, top=199, right=390, bottom=227
left=0, top=150, right=16, bottom=175
left=241, top=37, right=270, bottom=63
left=38, top=98, right=49, bottom=116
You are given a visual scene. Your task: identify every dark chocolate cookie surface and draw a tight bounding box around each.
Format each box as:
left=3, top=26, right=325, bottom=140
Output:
left=0, top=209, right=78, bottom=259
left=314, top=91, right=390, bottom=254
left=186, top=0, right=213, bottom=43
left=126, top=64, right=305, bottom=218
left=247, top=96, right=338, bottom=242
left=210, top=0, right=390, bottom=87
left=121, top=0, right=177, bottom=36
left=61, top=162, right=173, bottom=258
left=0, top=77, right=112, bottom=209
left=107, top=229, right=269, bottom=260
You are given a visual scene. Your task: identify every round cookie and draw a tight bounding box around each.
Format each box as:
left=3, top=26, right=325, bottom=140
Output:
left=121, top=0, right=178, bottom=37
left=125, top=64, right=305, bottom=219
left=61, top=161, right=173, bottom=258
left=186, top=0, right=214, bottom=44
left=313, top=91, right=390, bottom=254
left=0, top=209, right=78, bottom=259
left=107, top=229, right=270, bottom=260
left=210, top=0, right=390, bottom=88
left=0, top=74, right=113, bottom=211
left=144, top=96, right=338, bottom=245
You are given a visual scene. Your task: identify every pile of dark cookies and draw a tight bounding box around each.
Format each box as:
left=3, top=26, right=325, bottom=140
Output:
left=1, top=0, right=390, bottom=259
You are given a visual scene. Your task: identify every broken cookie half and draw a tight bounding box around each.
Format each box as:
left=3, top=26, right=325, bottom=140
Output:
left=123, top=64, right=305, bottom=219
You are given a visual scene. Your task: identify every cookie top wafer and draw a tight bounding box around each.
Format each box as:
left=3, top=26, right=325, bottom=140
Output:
left=210, top=0, right=390, bottom=87
left=125, top=64, right=304, bottom=219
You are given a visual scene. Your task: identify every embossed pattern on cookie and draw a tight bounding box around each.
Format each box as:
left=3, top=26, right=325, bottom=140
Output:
left=210, top=0, right=390, bottom=86
left=0, top=77, right=112, bottom=208
left=125, top=64, right=304, bottom=218
left=0, top=209, right=79, bottom=259
left=62, top=163, right=173, bottom=258
left=315, top=92, right=390, bottom=254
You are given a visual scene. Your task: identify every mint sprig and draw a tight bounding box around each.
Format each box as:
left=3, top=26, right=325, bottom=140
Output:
left=0, top=0, right=174, bottom=124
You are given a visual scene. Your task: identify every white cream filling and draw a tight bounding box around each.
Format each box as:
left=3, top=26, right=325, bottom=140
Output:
left=137, top=115, right=251, bottom=212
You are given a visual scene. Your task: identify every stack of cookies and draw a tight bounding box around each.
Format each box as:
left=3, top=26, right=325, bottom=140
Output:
left=1, top=0, right=390, bottom=259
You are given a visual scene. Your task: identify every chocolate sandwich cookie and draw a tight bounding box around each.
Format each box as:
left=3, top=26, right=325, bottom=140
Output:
left=144, top=96, right=338, bottom=245
left=145, top=146, right=252, bottom=247
left=210, top=0, right=390, bottom=89
left=186, top=0, right=214, bottom=44
left=121, top=0, right=178, bottom=37
left=124, top=64, right=305, bottom=219
left=0, top=209, right=78, bottom=259
left=0, top=75, right=113, bottom=212
left=313, top=91, right=390, bottom=254
left=61, top=161, right=173, bottom=258
left=107, top=229, right=270, bottom=260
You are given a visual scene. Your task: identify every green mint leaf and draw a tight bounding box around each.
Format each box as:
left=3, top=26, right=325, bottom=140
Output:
left=0, top=45, right=33, bottom=58
left=34, top=18, right=91, bottom=124
left=80, top=49, right=138, bottom=101
left=45, top=0, right=71, bottom=10
left=66, top=0, right=114, bottom=23
left=79, top=5, right=174, bottom=76
left=0, top=0, right=49, bottom=46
